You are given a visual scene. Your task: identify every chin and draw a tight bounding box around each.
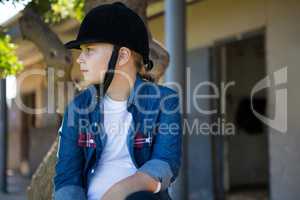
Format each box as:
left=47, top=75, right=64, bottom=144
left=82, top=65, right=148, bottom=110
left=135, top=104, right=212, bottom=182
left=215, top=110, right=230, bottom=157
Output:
left=86, top=78, right=103, bottom=85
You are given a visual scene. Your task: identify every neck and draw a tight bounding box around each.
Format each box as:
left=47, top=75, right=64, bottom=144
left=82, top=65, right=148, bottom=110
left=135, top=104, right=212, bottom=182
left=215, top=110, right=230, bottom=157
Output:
left=105, top=72, right=136, bottom=101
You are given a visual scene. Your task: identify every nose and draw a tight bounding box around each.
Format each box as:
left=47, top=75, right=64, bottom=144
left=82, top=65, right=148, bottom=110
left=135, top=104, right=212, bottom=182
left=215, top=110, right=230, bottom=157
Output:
left=76, top=52, right=84, bottom=64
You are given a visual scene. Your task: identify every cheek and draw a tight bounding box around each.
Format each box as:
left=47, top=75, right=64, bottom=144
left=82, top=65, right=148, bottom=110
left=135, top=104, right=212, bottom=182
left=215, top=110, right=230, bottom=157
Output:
left=87, top=56, right=105, bottom=71
left=86, top=54, right=110, bottom=79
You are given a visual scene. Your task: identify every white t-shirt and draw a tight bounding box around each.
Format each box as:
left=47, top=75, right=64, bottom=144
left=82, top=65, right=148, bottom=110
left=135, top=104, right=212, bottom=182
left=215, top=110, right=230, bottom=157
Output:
left=87, top=95, right=137, bottom=200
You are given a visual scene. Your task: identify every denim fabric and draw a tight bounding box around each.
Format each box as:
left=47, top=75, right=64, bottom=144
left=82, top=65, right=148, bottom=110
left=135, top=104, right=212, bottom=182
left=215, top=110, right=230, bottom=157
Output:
left=53, top=74, right=182, bottom=200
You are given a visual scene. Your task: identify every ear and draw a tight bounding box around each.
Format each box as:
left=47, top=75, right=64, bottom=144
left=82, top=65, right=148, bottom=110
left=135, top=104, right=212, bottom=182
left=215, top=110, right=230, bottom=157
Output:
left=117, top=47, right=131, bottom=66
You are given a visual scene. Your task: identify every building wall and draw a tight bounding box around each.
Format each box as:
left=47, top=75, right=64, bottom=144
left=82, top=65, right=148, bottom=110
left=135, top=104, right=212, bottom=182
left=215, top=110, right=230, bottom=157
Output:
left=8, top=101, right=22, bottom=169
left=266, top=0, right=300, bottom=199
left=187, top=47, right=214, bottom=200
left=149, top=0, right=266, bottom=50
left=149, top=1, right=267, bottom=199
left=8, top=63, right=60, bottom=172
left=148, top=0, right=300, bottom=199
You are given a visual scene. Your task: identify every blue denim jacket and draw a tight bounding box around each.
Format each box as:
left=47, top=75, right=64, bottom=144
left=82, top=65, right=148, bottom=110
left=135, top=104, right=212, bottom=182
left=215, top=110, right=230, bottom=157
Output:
left=53, top=74, right=182, bottom=200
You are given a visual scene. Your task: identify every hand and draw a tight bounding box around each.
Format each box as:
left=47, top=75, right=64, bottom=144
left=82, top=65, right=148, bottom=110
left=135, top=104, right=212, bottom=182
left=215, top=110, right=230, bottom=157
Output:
left=101, top=183, right=127, bottom=200
left=101, top=172, right=159, bottom=200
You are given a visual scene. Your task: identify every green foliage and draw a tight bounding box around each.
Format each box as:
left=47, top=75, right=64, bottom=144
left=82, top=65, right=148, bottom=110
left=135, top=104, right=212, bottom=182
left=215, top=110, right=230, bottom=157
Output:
left=49, top=0, right=84, bottom=22
left=0, top=34, right=23, bottom=77
left=0, top=0, right=85, bottom=23
left=0, top=0, right=85, bottom=77
left=30, top=0, right=84, bottom=23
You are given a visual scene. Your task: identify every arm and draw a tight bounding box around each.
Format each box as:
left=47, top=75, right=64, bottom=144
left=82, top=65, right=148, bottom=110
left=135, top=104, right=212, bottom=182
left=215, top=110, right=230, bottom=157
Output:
left=137, top=92, right=182, bottom=191
left=53, top=103, right=86, bottom=200
left=101, top=172, right=159, bottom=200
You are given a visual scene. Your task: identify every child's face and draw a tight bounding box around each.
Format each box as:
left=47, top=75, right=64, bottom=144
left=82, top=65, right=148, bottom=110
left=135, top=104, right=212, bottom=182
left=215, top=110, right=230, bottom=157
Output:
left=77, top=43, right=113, bottom=85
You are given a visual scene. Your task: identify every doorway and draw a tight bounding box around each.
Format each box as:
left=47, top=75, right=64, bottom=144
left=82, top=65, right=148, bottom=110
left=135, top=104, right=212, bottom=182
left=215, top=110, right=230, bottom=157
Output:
left=211, top=31, right=269, bottom=200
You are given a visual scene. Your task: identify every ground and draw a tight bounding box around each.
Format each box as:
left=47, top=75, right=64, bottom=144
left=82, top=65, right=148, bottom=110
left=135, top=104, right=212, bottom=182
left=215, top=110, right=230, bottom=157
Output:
left=0, top=171, right=30, bottom=200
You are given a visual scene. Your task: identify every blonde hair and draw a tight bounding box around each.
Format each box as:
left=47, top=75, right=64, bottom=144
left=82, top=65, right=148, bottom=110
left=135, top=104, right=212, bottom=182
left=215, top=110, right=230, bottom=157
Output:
left=132, top=51, right=144, bottom=70
left=132, top=51, right=154, bottom=81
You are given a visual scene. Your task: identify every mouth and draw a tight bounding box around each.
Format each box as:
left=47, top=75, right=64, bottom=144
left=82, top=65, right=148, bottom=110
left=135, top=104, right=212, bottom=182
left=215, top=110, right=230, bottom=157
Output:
left=80, top=69, right=88, bottom=73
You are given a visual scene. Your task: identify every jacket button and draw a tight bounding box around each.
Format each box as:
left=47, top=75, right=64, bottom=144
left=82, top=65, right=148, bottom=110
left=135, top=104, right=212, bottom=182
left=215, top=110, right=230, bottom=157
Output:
left=91, top=169, right=95, bottom=174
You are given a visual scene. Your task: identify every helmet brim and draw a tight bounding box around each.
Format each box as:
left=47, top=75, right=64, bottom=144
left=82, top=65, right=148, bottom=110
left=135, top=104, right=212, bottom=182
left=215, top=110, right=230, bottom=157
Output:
left=64, top=40, right=82, bottom=49
left=64, top=39, right=104, bottom=49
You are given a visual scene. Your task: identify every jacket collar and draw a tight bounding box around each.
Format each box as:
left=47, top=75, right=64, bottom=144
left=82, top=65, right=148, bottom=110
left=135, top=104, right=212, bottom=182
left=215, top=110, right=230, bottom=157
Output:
left=86, top=73, right=145, bottom=108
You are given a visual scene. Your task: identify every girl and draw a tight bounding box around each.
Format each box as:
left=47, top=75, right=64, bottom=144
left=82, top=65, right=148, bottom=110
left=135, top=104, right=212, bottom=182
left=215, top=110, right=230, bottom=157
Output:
left=54, top=2, right=182, bottom=200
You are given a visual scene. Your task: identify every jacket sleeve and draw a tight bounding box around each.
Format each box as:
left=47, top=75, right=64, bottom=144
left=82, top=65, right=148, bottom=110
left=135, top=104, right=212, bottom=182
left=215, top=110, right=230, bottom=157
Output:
left=137, top=92, right=182, bottom=191
left=53, top=102, right=86, bottom=200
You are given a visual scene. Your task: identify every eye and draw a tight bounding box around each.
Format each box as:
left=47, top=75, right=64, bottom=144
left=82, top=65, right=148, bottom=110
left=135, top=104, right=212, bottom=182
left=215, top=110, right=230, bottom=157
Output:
left=83, top=47, right=93, bottom=54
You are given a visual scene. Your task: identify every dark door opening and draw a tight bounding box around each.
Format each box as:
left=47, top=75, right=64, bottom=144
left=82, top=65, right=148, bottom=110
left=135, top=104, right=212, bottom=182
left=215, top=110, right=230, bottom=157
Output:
left=211, top=32, right=269, bottom=200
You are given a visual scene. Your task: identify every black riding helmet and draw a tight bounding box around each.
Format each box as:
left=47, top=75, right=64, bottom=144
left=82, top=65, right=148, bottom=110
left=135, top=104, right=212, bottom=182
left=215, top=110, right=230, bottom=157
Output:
left=65, top=2, right=153, bottom=97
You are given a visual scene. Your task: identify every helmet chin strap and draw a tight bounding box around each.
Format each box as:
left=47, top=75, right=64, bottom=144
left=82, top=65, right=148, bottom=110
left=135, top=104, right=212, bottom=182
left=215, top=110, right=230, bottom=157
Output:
left=94, top=45, right=120, bottom=99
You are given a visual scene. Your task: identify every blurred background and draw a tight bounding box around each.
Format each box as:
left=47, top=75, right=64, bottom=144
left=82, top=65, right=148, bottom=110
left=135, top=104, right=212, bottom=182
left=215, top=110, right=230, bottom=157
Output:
left=0, top=0, right=298, bottom=200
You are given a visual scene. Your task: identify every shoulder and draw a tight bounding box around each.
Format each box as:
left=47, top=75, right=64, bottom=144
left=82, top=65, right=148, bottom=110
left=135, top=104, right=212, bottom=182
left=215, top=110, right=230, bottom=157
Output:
left=158, top=84, right=178, bottom=97
left=137, top=79, right=180, bottom=109
left=138, top=79, right=178, bottom=97
left=65, top=86, right=96, bottom=113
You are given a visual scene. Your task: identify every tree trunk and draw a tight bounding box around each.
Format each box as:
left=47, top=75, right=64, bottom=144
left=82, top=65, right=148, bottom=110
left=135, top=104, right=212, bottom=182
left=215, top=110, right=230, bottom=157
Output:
left=19, top=6, right=73, bottom=113
left=20, top=6, right=73, bottom=200
left=27, top=138, right=58, bottom=200
left=19, top=7, right=73, bottom=80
